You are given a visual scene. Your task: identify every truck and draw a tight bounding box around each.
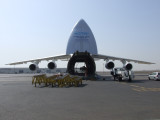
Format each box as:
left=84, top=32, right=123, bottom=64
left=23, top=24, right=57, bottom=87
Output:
left=111, top=67, right=134, bottom=82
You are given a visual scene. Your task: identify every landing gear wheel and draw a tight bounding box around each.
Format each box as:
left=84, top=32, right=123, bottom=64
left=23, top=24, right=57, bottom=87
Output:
left=128, top=76, right=132, bottom=82
left=113, top=76, right=116, bottom=81
left=118, top=77, right=122, bottom=82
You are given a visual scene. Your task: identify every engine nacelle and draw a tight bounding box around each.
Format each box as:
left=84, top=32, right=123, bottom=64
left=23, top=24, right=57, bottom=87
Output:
left=105, top=61, right=115, bottom=69
left=29, top=64, right=38, bottom=71
left=124, top=63, right=133, bottom=70
left=48, top=62, right=57, bottom=69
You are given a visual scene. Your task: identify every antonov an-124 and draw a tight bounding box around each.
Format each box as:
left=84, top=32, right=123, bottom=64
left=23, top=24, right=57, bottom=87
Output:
left=7, top=19, right=154, bottom=75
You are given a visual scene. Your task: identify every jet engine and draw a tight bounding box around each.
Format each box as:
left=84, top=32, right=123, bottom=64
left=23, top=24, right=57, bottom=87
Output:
left=29, top=63, right=39, bottom=71
left=105, top=61, right=115, bottom=69
left=124, top=63, right=133, bottom=70
left=48, top=62, right=57, bottom=69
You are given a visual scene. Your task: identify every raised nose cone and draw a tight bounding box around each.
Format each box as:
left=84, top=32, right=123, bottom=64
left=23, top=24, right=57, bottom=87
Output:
left=66, top=19, right=98, bottom=55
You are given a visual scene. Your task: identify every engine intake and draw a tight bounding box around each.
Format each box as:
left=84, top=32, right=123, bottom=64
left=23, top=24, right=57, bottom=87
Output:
left=124, top=63, right=133, bottom=70
left=105, top=61, right=115, bottom=69
left=29, top=64, right=38, bottom=71
left=48, top=62, right=57, bottom=69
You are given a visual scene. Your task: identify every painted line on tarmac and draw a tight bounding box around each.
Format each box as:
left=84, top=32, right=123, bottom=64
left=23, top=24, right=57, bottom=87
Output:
left=131, top=85, right=160, bottom=92
left=130, top=84, right=140, bottom=87
left=117, top=82, right=160, bottom=92
left=132, top=87, right=160, bottom=92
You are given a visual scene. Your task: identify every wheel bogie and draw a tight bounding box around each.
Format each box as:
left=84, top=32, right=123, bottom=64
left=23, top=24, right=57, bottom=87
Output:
left=118, top=77, right=122, bottom=82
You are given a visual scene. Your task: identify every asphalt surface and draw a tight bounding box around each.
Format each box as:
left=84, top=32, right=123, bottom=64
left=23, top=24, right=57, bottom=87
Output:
left=0, top=74, right=160, bottom=120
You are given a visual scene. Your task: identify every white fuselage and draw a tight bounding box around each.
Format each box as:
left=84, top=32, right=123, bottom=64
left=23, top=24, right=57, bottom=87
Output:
left=66, top=19, right=98, bottom=55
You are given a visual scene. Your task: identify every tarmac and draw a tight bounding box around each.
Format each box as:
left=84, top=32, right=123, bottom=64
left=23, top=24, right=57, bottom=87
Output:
left=0, top=73, right=160, bottom=120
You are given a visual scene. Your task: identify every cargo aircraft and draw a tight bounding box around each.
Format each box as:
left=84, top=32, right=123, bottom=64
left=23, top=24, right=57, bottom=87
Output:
left=7, top=19, right=154, bottom=75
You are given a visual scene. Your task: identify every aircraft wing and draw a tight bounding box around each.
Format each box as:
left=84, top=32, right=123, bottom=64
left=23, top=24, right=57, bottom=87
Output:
left=6, top=54, right=71, bottom=65
left=92, top=54, right=155, bottom=64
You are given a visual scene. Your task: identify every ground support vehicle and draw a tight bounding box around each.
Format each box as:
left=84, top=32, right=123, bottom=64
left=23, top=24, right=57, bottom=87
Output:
left=111, top=67, right=134, bottom=82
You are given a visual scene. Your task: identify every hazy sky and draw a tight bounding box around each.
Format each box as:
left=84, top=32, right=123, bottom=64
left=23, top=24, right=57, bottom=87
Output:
left=0, top=0, right=160, bottom=71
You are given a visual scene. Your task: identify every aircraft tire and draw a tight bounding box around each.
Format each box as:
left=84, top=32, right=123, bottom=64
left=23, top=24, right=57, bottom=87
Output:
left=118, top=77, right=122, bottom=82
left=128, top=76, right=132, bottom=82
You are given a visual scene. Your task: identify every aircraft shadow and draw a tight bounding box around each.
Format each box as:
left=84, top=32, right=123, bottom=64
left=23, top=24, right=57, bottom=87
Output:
left=36, top=83, right=88, bottom=88
left=88, top=78, right=148, bottom=84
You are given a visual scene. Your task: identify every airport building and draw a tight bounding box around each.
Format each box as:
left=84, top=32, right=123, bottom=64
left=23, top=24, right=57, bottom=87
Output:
left=0, top=68, right=67, bottom=74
